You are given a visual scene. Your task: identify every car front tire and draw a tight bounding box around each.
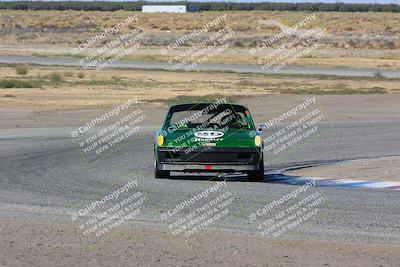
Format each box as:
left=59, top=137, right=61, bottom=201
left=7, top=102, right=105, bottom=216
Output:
left=154, top=158, right=170, bottom=179
left=247, top=160, right=264, bottom=182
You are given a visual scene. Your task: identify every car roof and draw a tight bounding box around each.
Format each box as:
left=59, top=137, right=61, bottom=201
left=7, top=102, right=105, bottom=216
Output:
left=169, top=103, right=247, bottom=109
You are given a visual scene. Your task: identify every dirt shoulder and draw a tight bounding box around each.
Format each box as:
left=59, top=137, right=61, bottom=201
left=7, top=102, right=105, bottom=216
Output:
left=243, top=94, right=400, bottom=123
left=2, top=93, right=400, bottom=129
left=0, top=218, right=399, bottom=267
left=286, top=157, right=400, bottom=182
left=0, top=106, right=166, bottom=129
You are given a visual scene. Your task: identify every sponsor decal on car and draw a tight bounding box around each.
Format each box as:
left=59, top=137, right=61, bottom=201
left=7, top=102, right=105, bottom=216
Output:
left=194, top=130, right=224, bottom=139
left=194, top=130, right=224, bottom=142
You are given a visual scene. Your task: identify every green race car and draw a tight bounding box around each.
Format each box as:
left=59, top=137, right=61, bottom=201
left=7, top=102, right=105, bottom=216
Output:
left=154, top=102, right=264, bottom=181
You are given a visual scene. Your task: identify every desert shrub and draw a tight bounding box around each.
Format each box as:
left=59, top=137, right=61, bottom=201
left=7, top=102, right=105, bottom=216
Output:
left=0, top=79, right=40, bottom=88
left=16, top=64, right=28, bottom=75
left=50, top=72, right=63, bottom=83
left=373, top=69, right=384, bottom=79
left=63, top=71, right=74, bottom=77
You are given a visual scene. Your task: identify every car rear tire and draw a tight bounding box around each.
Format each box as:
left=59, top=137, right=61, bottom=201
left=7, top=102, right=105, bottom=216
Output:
left=154, top=159, right=170, bottom=179
left=247, top=160, right=264, bottom=182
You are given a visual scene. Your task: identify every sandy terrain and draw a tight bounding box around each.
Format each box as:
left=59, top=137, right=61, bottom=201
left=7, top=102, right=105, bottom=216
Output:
left=1, top=64, right=400, bottom=129
left=1, top=93, right=400, bottom=129
left=1, top=65, right=399, bottom=111
left=1, top=218, right=399, bottom=267
left=287, top=157, right=400, bottom=182
left=1, top=10, right=400, bottom=69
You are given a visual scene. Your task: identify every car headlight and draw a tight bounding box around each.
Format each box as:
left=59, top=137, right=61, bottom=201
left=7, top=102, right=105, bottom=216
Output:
left=157, top=135, right=164, bottom=146
left=254, top=135, right=262, bottom=147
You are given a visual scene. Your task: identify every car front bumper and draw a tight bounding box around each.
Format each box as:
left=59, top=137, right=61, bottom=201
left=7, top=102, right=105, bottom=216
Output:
left=157, top=147, right=262, bottom=172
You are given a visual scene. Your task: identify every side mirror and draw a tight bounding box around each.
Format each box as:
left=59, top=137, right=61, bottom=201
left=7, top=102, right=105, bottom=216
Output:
left=257, top=125, right=267, bottom=132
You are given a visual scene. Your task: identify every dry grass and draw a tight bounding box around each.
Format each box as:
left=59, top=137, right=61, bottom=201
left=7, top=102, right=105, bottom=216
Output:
left=2, top=10, right=400, bottom=35
left=73, top=49, right=400, bottom=69
left=1, top=10, right=399, bottom=50
left=0, top=65, right=397, bottom=109
left=1, top=10, right=399, bottom=70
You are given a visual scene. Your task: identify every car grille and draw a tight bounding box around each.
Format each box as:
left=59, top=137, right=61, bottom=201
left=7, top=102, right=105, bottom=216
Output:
left=158, top=149, right=260, bottom=163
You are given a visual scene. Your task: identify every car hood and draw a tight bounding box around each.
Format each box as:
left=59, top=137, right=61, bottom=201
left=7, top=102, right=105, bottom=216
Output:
left=162, top=128, right=257, bottom=148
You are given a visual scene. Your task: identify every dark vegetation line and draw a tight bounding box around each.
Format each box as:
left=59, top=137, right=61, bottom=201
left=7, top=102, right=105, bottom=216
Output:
left=0, top=1, right=399, bottom=13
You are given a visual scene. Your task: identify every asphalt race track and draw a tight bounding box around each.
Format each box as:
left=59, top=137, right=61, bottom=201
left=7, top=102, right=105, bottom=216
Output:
left=1, top=120, right=399, bottom=244
left=1, top=55, right=400, bottom=78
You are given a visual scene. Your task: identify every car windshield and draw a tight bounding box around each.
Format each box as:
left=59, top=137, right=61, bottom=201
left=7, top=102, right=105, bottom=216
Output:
left=165, top=104, right=253, bottom=130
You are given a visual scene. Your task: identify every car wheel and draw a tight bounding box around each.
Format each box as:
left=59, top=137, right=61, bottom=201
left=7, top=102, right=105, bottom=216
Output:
left=247, top=160, right=264, bottom=182
left=154, top=158, right=170, bottom=179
